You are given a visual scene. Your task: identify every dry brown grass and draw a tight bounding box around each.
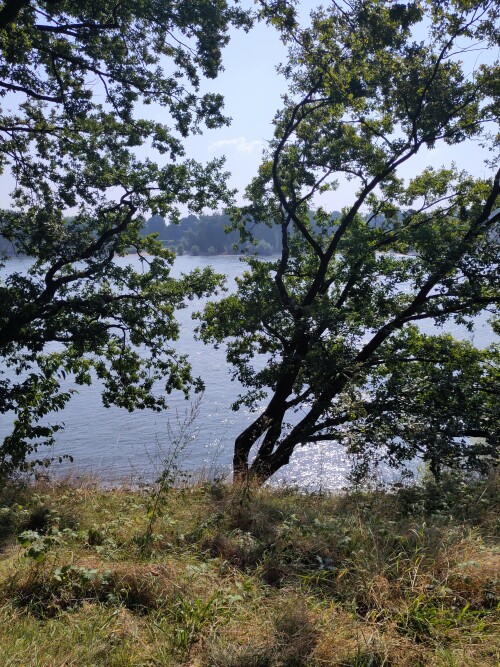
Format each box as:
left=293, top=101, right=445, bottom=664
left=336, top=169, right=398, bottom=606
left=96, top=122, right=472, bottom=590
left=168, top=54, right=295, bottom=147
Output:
left=0, top=473, right=497, bottom=666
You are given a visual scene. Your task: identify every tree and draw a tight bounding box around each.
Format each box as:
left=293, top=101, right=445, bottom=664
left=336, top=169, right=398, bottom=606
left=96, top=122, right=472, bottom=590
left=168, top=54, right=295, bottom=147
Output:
left=199, top=0, right=500, bottom=483
left=0, top=0, right=251, bottom=477
left=140, top=215, right=168, bottom=239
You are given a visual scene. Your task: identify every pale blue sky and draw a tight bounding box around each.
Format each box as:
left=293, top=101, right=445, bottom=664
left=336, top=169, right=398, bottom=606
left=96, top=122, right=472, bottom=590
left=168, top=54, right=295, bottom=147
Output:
left=183, top=18, right=289, bottom=207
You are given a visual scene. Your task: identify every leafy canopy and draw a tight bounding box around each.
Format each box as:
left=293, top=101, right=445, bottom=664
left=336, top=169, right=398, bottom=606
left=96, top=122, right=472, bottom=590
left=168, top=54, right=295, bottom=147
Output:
left=0, top=0, right=251, bottom=477
left=199, top=0, right=500, bottom=483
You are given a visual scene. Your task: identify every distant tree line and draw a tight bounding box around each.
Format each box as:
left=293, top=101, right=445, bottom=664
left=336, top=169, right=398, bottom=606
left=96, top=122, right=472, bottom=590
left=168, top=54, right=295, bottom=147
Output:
left=139, top=211, right=343, bottom=256
left=139, top=212, right=278, bottom=255
left=0, top=234, right=15, bottom=257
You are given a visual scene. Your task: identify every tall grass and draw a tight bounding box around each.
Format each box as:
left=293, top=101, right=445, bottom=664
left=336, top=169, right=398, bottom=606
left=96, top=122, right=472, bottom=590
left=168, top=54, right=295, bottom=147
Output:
left=0, top=471, right=497, bottom=666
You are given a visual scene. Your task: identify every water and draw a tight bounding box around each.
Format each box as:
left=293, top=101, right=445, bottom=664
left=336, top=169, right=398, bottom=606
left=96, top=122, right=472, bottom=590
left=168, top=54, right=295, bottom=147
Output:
left=0, top=254, right=496, bottom=489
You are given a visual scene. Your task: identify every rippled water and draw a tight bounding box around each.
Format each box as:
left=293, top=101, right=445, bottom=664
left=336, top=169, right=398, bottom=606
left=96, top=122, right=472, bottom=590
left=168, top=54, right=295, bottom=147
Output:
left=1, top=254, right=496, bottom=489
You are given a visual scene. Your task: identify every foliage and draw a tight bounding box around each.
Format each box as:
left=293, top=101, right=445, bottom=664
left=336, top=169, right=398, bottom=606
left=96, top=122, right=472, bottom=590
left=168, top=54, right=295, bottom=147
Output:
left=0, top=0, right=251, bottom=476
left=199, top=0, right=500, bottom=482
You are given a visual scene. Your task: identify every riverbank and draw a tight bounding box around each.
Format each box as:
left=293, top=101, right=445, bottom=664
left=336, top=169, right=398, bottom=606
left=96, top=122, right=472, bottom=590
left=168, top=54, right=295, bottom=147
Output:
left=0, top=474, right=498, bottom=666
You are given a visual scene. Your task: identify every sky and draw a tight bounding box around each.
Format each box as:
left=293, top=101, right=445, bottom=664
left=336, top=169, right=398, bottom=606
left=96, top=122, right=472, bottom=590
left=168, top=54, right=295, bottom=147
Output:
left=0, top=3, right=497, bottom=216
left=175, top=9, right=497, bottom=215
left=161, top=17, right=291, bottom=212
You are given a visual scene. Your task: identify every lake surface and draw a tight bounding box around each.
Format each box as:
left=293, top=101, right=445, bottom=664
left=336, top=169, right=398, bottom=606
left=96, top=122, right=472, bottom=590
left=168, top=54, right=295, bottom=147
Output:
left=1, top=254, right=497, bottom=489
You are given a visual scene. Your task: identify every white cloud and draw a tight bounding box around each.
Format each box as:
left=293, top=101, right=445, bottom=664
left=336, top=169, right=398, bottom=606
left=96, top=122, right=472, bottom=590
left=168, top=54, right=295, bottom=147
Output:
left=208, top=136, right=265, bottom=154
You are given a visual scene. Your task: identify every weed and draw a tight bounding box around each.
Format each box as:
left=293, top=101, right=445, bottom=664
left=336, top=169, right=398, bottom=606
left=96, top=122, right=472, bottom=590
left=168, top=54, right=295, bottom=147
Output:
left=170, top=592, right=226, bottom=655
left=141, top=396, right=202, bottom=554
left=396, top=595, right=497, bottom=644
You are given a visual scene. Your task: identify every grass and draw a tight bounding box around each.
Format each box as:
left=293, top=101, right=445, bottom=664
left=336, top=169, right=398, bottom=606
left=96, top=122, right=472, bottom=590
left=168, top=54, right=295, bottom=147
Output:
left=0, top=472, right=498, bottom=666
